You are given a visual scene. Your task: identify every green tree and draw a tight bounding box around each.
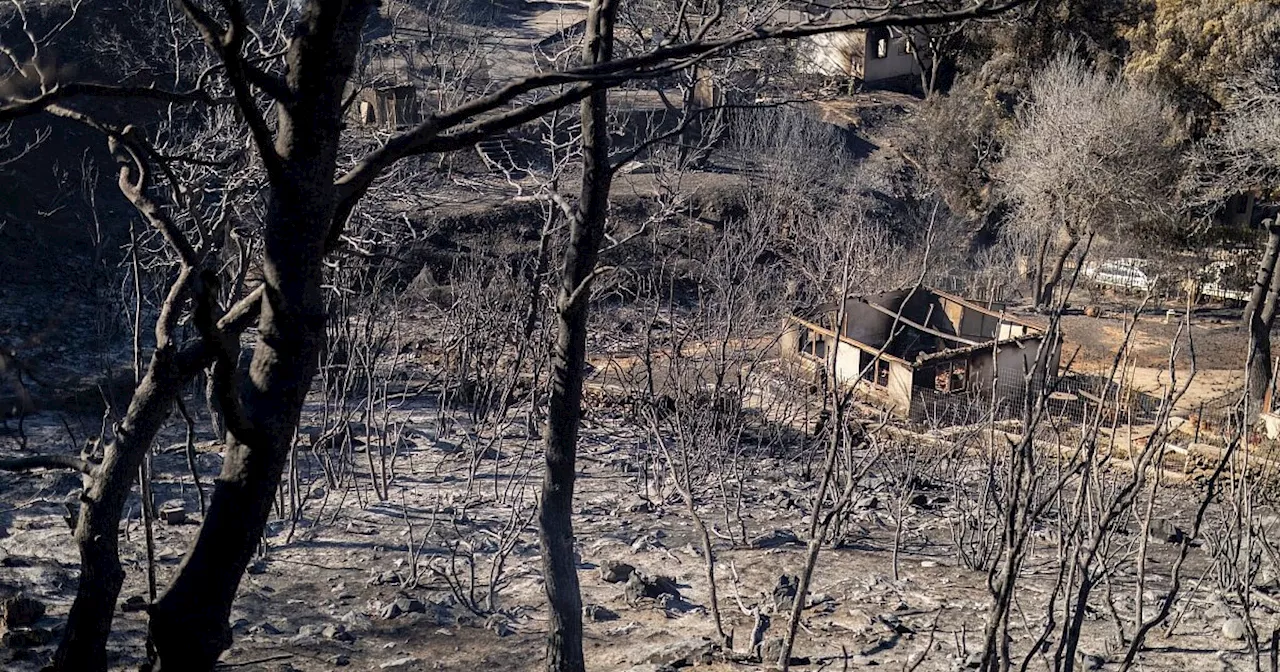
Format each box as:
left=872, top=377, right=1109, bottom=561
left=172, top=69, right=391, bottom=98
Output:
left=1126, top=0, right=1280, bottom=130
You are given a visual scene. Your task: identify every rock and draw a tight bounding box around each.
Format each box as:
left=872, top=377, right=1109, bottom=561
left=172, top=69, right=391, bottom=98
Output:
left=1149, top=519, right=1184, bottom=544
left=599, top=560, right=637, bottom=583
left=583, top=604, right=619, bottom=622
left=247, top=560, right=268, bottom=575
left=322, top=624, right=356, bottom=643
left=339, top=610, right=370, bottom=630
left=760, top=637, right=784, bottom=664
left=749, top=529, right=800, bottom=549
left=251, top=622, right=284, bottom=635
left=1, top=596, right=46, bottom=628
left=380, top=602, right=404, bottom=620
left=771, top=575, right=798, bottom=613
left=623, top=497, right=655, bottom=513
left=1, top=627, right=54, bottom=648
left=486, top=615, right=514, bottom=637
left=856, top=495, right=880, bottom=510
left=921, top=560, right=939, bottom=568
left=625, top=573, right=681, bottom=602
left=329, top=654, right=351, bottom=666
left=1222, top=617, right=1248, bottom=641
left=1084, top=305, right=1101, bottom=318
left=120, top=595, right=148, bottom=613
left=1078, top=652, right=1105, bottom=671
left=909, top=493, right=932, bottom=510
left=380, top=657, right=419, bottom=669
left=159, top=500, right=186, bottom=525
left=640, top=638, right=715, bottom=666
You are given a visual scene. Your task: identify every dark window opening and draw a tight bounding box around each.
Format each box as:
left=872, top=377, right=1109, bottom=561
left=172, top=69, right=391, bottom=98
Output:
left=876, top=359, right=890, bottom=387
left=933, top=360, right=968, bottom=393
left=868, top=27, right=890, bottom=60
left=798, top=329, right=826, bottom=359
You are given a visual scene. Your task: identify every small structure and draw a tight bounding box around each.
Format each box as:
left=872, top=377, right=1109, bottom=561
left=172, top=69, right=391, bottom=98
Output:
left=782, top=287, right=1057, bottom=420
left=353, top=84, right=420, bottom=129
left=794, top=24, right=922, bottom=85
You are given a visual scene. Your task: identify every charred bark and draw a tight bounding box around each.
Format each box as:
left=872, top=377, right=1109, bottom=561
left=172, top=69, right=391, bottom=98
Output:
left=50, top=353, right=191, bottom=671
left=147, top=2, right=374, bottom=669
left=1245, top=222, right=1280, bottom=410
left=1038, top=235, right=1079, bottom=310
left=540, top=2, right=616, bottom=671
left=1242, top=222, right=1280, bottom=330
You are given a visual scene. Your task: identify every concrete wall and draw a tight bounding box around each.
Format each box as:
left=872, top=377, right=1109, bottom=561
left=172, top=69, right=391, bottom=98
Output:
left=887, top=361, right=914, bottom=414
left=795, top=31, right=863, bottom=77
left=861, top=28, right=921, bottom=82
left=997, top=322, right=1029, bottom=340
left=833, top=342, right=862, bottom=383
left=841, top=289, right=912, bottom=345
left=796, top=27, right=920, bottom=83
left=968, top=338, right=1045, bottom=390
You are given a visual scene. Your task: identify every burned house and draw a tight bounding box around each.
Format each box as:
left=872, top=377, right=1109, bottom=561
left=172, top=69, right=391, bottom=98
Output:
left=353, top=84, right=420, bottom=129
left=793, top=24, right=922, bottom=85
left=771, top=6, right=924, bottom=87
left=781, top=288, right=1057, bottom=420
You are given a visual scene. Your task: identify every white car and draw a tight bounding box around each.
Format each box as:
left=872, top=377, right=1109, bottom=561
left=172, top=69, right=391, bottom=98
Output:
left=1082, top=258, right=1155, bottom=292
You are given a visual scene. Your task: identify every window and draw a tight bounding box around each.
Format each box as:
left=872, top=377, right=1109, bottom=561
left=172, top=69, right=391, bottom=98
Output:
left=934, top=360, right=968, bottom=393
left=876, top=359, right=891, bottom=387
left=797, top=329, right=826, bottom=359
left=868, top=28, right=890, bottom=59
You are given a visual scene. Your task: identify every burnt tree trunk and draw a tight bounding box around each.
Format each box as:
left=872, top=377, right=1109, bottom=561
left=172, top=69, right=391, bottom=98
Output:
left=1038, top=235, right=1080, bottom=310
left=1032, top=235, right=1051, bottom=307
left=51, top=349, right=205, bottom=671
left=1245, top=223, right=1280, bottom=410
left=1243, top=222, right=1280, bottom=330
left=540, top=2, right=616, bottom=670
left=147, top=3, right=373, bottom=669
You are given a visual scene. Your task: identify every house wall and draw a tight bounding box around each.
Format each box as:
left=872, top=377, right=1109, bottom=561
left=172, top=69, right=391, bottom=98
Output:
left=967, top=338, right=1049, bottom=391
left=861, top=28, right=921, bottom=82
left=795, top=31, right=864, bottom=77
left=780, top=320, right=801, bottom=356
left=887, top=361, right=914, bottom=414
left=833, top=343, right=862, bottom=383
left=997, top=322, right=1029, bottom=340
left=841, top=289, right=911, bottom=345
left=795, top=28, right=920, bottom=82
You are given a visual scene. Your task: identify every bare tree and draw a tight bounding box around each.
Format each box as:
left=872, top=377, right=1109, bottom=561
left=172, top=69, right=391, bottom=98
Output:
left=1000, top=53, right=1181, bottom=309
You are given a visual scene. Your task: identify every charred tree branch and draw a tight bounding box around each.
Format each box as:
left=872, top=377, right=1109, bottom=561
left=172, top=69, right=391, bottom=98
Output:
left=0, top=454, right=96, bottom=475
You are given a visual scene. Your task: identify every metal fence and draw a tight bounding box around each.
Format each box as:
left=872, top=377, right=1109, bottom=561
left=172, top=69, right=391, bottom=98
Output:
left=906, top=365, right=1191, bottom=431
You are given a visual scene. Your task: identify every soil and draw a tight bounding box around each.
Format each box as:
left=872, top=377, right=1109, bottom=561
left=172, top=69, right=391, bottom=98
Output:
left=0, top=360, right=1265, bottom=672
